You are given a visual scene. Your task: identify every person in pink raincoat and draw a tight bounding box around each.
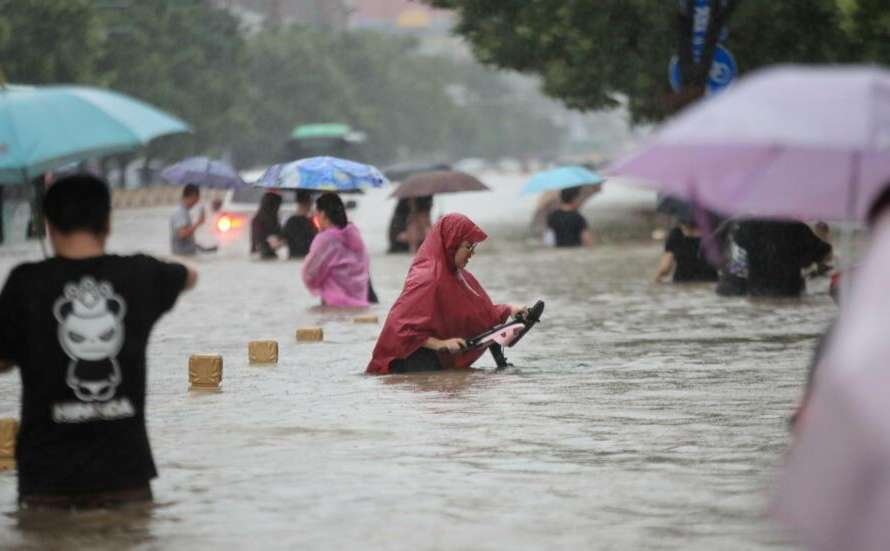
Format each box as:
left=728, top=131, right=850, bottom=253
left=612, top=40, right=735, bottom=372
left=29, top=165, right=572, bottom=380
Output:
left=301, top=192, right=373, bottom=308
left=772, top=186, right=890, bottom=551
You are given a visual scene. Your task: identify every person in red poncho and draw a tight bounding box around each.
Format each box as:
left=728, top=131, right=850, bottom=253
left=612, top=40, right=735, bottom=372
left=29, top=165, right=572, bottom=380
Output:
left=367, top=213, right=526, bottom=374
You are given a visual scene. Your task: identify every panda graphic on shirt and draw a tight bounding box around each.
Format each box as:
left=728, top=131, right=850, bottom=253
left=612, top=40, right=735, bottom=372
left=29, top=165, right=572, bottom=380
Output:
left=53, top=276, right=127, bottom=403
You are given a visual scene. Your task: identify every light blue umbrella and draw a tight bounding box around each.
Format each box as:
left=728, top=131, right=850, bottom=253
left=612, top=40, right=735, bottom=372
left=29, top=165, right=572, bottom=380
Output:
left=255, top=156, right=388, bottom=192
left=0, top=84, right=190, bottom=185
left=522, top=165, right=604, bottom=195
left=161, top=156, right=246, bottom=189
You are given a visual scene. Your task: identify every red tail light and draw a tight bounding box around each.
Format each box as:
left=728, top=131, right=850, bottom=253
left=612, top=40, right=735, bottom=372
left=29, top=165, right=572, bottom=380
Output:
left=217, top=214, right=244, bottom=233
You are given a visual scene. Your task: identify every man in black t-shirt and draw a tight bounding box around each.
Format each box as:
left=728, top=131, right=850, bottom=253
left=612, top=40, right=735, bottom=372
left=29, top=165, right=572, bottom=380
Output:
left=0, top=175, right=197, bottom=508
left=284, top=190, right=318, bottom=258
left=546, top=186, right=593, bottom=247
left=654, top=222, right=719, bottom=283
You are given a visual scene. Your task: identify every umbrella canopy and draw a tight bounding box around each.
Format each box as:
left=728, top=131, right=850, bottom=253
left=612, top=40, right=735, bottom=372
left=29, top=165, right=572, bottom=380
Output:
left=389, top=170, right=489, bottom=199
left=772, top=221, right=890, bottom=550
left=383, top=161, right=452, bottom=183
left=655, top=194, right=694, bottom=221
left=609, top=65, right=890, bottom=221
left=290, top=123, right=352, bottom=140
left=522, top=165, right=604, bottom=195
left=255, top=156, right=387, bottom=192
left=0, top=84, right=190, bottom=185
left=161, top=156, right=246, bottom=189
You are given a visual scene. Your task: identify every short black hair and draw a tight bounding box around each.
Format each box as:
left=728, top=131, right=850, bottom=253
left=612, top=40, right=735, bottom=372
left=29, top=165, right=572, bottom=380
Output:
left=560, top=186, right=581, bottom=204
left=867, top=184, right=890, bottom=228
left=296, top=189, right=312, bottom=205
left=43, top=174, right=111, bottom=236
left=183, top=183, right=200, bottom=198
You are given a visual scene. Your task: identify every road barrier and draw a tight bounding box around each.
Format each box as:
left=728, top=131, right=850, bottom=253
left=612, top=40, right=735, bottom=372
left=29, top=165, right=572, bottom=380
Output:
left=0, top=418, right=18, bottom=471
left=296, top=328, right=324, bottom=343
left=189, top=354, right=223, bottom=391
left=248, top=341, right=279, bottom=364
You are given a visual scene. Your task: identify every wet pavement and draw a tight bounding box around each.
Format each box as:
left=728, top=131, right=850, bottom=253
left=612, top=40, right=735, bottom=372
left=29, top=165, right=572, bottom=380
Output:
left=0, top=172, right=832, bottom=550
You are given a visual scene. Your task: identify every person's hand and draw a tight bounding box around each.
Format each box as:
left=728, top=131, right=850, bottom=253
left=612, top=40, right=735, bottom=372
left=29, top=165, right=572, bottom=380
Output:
left=441, top=338, right=467, bottom=353
left=267, top=236, right=283, bottom=250
left=510, top=304, right=528, bottom=318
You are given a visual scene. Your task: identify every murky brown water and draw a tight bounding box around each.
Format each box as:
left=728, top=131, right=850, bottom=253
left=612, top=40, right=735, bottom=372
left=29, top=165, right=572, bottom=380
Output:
left=0, top=173, right=832, bottom=549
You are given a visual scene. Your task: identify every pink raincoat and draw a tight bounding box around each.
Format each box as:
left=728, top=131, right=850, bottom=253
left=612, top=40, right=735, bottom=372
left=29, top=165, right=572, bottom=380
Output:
left=301, top=223, right=370, bottom=308
left=772, top=213, right=890, bottom=551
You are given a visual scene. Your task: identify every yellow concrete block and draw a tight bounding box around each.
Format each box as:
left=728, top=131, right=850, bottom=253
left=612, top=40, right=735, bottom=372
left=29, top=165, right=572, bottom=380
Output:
left=189, top=354, right=223, bottom=390
left=248, top=340, right=278, bottom=364
left=353, top=315, right=379, bottom=324
left=0, top=418, right=17, bottom=471
left=296, top=327, right=324, bottom=342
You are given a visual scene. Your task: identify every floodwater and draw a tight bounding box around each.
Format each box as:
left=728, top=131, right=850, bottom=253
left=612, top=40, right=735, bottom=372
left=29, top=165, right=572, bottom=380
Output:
left=0, top=173, right=833, bottom=550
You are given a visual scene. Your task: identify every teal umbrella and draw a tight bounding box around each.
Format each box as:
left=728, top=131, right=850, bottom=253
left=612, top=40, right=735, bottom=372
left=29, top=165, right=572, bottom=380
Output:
left=521, top=165, right=604, bottom=195
left=0, top=84, right=190, bottom=185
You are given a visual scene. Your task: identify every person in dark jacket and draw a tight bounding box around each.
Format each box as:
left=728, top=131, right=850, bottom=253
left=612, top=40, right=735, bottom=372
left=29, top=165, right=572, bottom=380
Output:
left=250, top=192, right=284, bottom=260
left=283, top=190, right=317, bottom=259
left=653, top=219, right=718, bottom=283
left=734, top=220, right=831, bottom=297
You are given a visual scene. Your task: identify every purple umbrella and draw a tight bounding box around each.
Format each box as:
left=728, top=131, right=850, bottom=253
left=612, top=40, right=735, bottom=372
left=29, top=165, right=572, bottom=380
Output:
left=609, top=65, right=890, bottom=222
left=772, top=220, right=890, bottom=551
left=161, top=156, right=246, bottom=189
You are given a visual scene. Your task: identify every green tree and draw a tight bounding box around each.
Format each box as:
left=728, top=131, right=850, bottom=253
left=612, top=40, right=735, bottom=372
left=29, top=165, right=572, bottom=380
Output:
left=233, top=26, right=564, bottom=168
left=426, top=0, right=852, bottom=122
left=97, top=0, right=248, bottom=157
left=0, top=0, right=104, bottom=84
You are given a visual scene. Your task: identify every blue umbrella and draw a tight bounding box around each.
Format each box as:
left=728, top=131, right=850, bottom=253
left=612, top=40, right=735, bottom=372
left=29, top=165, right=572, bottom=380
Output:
left=255, top=156, right=388, bottom=192
left=0, top=84, right=190, bottom=185
left=161, top=156, right=246, bottom=189
left=522, top=165, right=604, bottom=195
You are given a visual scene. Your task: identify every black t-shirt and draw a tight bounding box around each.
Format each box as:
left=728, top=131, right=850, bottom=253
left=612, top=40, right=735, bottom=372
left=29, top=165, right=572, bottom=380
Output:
left=284, top=214, right=317, bottom=258
left=0, top=254, right=187, bottom=497
left=735, top=220, right=832, bottom=297
left=547, top=209, right=588, bottom=247
left=665, top=227, right=718, bottom=283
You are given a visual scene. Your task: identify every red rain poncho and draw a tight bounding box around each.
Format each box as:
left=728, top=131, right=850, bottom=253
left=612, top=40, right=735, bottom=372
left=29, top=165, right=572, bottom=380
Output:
left=366, top=214, right=511, bottom=374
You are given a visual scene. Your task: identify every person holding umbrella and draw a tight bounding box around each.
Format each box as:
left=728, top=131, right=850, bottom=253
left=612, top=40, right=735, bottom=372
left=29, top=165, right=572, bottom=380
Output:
left=301, top=192, right=374, bottom=307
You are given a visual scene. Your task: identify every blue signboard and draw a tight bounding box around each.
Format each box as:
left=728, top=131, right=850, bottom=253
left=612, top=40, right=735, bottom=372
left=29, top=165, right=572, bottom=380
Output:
left=668, top=44, right=737, bottom=95
left=691, top=0, right=710, bottom=63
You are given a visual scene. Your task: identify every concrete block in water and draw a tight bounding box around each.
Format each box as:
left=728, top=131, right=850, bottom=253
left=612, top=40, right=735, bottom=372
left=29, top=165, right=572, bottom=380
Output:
left=189, top=354, right=223, bottom=390
left=249, top=340, right=278, bottom=364
left=353, top=315, right=379, bottom=324
left=0, top=418, right=18, bottom=471
left=296, top=327, right=324, bottom=342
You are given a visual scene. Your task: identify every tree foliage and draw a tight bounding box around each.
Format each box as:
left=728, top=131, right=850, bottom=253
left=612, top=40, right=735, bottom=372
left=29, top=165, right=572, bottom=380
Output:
left=0, top=0, right=104, bottom=84
left=0, top=0, right=565, bottom=170
left=426, top=0, right=883, bottom=122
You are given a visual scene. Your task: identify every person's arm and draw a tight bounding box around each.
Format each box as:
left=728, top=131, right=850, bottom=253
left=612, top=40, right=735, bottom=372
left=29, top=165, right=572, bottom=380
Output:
left=0, top=267, right=23, bottom=370
left=176, top=208, right=205, bottom=239
left=302, top=236, right=337, bottom=289
left=422, top=336, right=467, bottom=353
left=581, top=229, right=594, bottom=247
left=653, top=252, right=676, bottom=283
